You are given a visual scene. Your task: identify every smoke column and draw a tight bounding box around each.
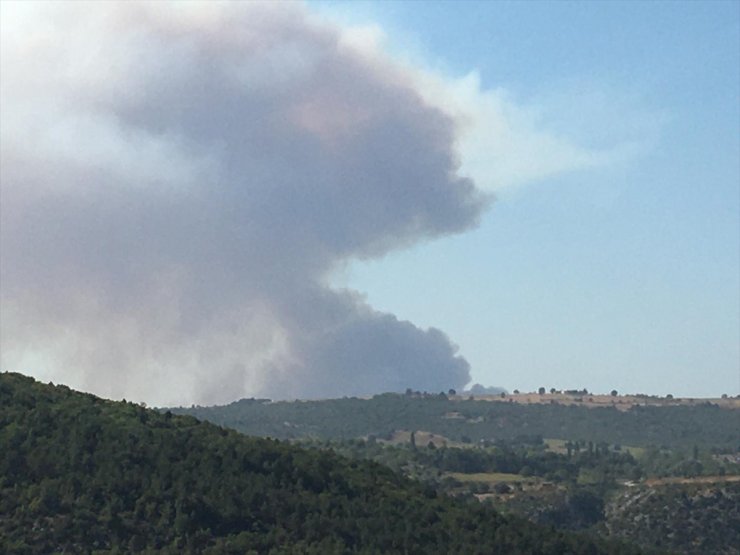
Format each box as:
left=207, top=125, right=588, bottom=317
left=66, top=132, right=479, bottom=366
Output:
left=0, top=2, right=488, bottom=404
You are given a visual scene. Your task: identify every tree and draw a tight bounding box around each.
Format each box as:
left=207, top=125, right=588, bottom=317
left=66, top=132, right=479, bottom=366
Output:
left=493, top=483, right=511, bottom=494
left=538, top=387, right=546, bottom=395
left=610, top=390, right=618, bottom=397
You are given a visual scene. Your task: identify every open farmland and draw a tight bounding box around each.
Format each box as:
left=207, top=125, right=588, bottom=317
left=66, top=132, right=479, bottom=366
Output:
left=458, top=391, right=740, bottom=411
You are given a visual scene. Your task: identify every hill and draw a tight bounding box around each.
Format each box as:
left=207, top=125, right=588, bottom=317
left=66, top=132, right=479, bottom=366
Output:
left=604, top=480, right=740, bottom=554
left=170, top=391, right=740, bottom=450
left=0, top=373, right=641, bottom=554
left=170, top=390, right=740, bottom=553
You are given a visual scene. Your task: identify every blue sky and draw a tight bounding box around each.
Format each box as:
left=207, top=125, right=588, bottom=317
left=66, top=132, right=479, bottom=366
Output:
left=320, top=1, right=740, bottom=397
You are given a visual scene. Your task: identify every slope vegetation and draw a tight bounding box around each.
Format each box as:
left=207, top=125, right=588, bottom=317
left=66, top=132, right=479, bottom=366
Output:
left=0, top=373, right=641, bottom=554
left=172, top=392, right=740, bottom=450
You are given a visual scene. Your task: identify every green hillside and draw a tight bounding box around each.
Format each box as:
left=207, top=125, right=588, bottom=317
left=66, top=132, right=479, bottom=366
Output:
left=168, top=391, right=740, bottom=553
left=170, top=392, right=740, bottom=450
left=604, top=481, right=740, bottom=554
left=0, top=373, right=642, bottom=554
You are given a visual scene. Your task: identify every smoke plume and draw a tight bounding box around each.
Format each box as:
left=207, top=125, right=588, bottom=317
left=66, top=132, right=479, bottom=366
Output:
left=0, top=2, right=487, bottom=404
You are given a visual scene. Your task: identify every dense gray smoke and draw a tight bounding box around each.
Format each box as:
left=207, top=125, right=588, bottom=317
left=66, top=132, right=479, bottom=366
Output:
left=0, top=2, right=487, bottom=404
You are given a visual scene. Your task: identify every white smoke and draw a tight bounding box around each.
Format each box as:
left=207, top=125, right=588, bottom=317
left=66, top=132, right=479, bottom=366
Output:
left=0, top=1, right=637, bottom=404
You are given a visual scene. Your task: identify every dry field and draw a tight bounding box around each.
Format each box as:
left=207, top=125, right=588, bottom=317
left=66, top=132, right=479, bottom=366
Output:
left=455, top=392, right=740, bottom=411
left=643, top=475, right=740, bottom=487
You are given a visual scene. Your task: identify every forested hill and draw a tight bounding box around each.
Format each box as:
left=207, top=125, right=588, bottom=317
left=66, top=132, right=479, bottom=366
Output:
left=0, top=373, right=643, bottom=554
left=171, top=392, right=740, bottom=450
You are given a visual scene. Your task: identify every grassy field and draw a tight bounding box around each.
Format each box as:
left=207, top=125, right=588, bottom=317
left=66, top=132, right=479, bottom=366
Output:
left=448, top=472, right=530, bottom=484
left=544, top=438, right=568, bottom=454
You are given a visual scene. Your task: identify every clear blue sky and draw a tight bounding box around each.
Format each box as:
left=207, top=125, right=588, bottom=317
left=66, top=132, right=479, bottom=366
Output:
left=318, top=1, right=740, bottom=397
